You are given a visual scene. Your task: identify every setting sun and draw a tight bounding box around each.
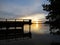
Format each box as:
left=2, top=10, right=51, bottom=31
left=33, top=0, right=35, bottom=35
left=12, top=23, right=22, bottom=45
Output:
left=18, top=14, right=45, bottom=23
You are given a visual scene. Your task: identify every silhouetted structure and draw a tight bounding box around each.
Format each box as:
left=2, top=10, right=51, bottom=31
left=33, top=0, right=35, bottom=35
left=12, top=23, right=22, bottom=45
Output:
left=43, top=0, right=60, bottom=34
left=0, top=19, right=32, bottom=40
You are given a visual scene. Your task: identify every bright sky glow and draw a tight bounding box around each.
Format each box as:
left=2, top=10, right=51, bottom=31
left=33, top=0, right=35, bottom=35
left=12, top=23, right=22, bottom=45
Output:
left=0, top=0, right=49, bottom=22
left=18, top=14, right=46, bottom=23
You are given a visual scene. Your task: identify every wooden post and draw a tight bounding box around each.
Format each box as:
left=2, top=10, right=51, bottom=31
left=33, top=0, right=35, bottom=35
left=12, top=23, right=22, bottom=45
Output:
left=29, top=25, right=31, bottom=33
left=22, top=20, right=24, bottom=33
left=6, top=19, right=8, bottom=30
left=15, top=19, right=16, bottom=40
left=15, top=19, right=16, bottom=30
left=29, top=24, right=32, bottom=38
left=6, top=19, right=8, bottom=39
left=29, top=20, right=31, bottom=33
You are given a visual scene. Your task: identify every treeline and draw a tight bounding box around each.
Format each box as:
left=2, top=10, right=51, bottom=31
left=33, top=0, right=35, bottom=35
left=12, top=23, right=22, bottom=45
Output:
left=43, top=0, right=60, bottom=34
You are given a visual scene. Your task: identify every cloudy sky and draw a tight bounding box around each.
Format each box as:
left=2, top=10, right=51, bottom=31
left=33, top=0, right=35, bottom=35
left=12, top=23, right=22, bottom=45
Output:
left=0, top=0, right=49, bottom=20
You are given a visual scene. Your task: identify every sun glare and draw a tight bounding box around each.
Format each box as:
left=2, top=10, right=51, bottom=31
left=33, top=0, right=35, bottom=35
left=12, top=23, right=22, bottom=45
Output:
left=36, top=21, right=38, bottom=23
left=18, top=14, right=45, bottom=23
left=32, top=19, right=39, bottom=23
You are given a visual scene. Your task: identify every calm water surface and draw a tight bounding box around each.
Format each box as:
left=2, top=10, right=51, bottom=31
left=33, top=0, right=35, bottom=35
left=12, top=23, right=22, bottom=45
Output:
left=0, top=24, right=60, bottom=45
left=24, top=24, right=49, bottom=34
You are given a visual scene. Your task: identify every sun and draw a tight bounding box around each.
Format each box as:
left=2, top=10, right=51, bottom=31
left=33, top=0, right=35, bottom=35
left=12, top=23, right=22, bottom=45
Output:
left=32, top=18, right=39, bottom=23
left=18, top=16, right=39, bottom=23
left=17, top=14, right=45, bottom=23
left=36, top=21, right=38, bottom=23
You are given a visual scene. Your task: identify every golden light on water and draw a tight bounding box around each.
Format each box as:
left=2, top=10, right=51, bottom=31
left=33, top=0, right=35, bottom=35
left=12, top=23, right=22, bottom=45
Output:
left=31, top=24, right=44, bottom=34
left=36, top=23, right=39, bottom=27
left=24, top=23, right=49, bottom=34
left=24, top=23, right=45, bottom=34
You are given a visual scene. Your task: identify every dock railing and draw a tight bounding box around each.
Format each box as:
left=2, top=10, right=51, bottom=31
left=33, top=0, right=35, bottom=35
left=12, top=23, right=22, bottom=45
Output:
left=0, top=19, right=32, bottom=40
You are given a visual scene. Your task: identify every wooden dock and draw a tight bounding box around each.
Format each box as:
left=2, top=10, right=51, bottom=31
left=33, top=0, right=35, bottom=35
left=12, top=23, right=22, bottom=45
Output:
left=0, top=19, right=32, bottom=40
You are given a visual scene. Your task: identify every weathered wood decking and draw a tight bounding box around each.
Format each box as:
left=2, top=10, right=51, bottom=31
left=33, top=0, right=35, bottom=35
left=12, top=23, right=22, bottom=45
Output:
left=0, top=19, right=32, bottom=40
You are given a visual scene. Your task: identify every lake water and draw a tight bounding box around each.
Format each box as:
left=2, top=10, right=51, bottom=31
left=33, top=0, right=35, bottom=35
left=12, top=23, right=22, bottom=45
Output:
left=0, top=24, right=60, bottom=45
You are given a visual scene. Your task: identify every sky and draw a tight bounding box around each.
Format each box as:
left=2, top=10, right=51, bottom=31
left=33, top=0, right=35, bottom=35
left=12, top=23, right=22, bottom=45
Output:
left=0, top=0, right=49, bottom=21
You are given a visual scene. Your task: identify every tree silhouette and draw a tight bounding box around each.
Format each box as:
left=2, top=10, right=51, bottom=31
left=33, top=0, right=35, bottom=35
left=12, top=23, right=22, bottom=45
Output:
left=43, top=0, right=60, bottom=34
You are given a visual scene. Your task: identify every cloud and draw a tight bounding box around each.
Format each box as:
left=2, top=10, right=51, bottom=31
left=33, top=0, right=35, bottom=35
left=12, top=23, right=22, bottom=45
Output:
left=0, top=0, right=48, bottom=18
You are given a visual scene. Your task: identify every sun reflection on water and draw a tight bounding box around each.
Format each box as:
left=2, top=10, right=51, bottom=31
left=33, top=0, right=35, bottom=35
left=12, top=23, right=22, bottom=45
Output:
left=31, top=23, right=43, bottom=34
left=24, top=23, right=45, bottom=34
